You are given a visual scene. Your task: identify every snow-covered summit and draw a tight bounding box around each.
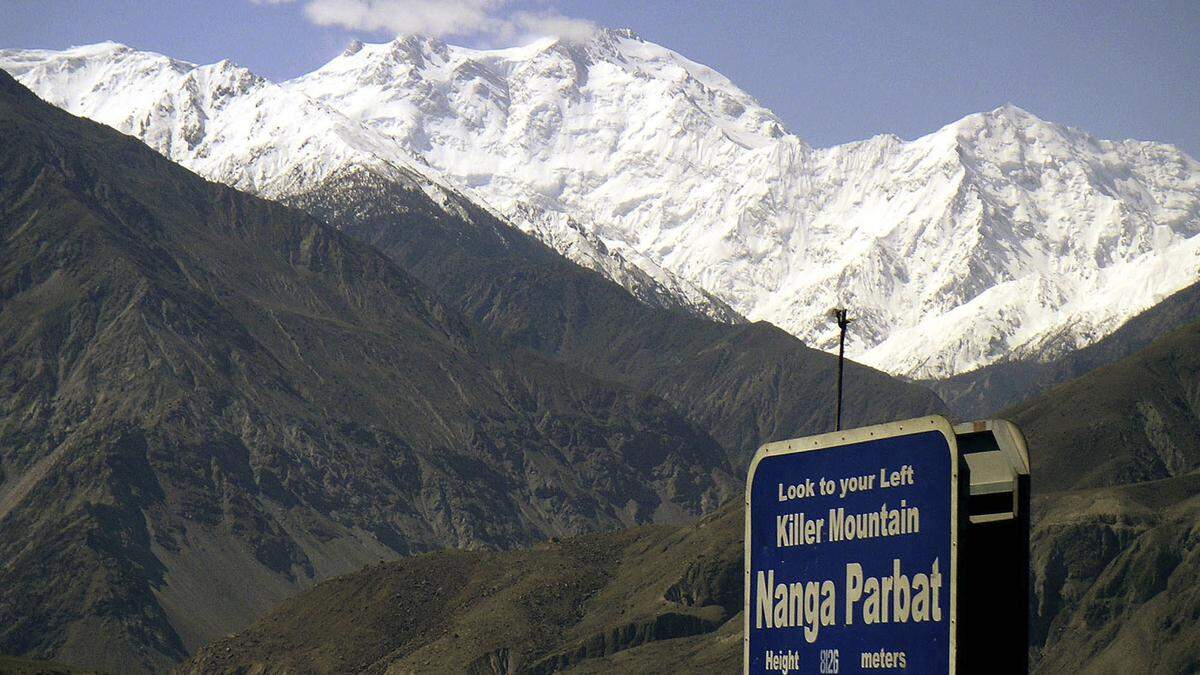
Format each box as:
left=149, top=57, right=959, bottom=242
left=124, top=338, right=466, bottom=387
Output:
left=281, top=33, right=1200, bottom=377
left=291, top=28, right=787, bottom=157
left=4, top=36, right=1198, bottom=377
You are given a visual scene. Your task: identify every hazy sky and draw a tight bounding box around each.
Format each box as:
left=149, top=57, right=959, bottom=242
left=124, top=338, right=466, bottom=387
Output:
left=3, top=0, right=1197, bottom=156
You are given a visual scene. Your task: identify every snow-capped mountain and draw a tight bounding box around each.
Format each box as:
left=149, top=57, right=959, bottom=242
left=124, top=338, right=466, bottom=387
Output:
left=5, top=32, right=1199, bottom=378
left=283, top=30, right=1200, bottom=378
left=0, top=41, right=740, bottom=324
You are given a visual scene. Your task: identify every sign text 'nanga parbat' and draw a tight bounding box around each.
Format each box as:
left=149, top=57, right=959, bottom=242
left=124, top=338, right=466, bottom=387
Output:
left=744, top=417, right=960, bottom=674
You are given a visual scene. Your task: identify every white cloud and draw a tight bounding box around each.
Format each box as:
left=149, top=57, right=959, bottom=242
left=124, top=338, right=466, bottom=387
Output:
left=510, top=10, right=597, bottom=42
left=290, top=0, right=595, bottom=42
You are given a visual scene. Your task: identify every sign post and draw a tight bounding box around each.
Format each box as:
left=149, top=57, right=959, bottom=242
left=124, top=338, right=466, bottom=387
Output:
left=744, top=416, right=964, bottom=674
left=955, top=419, right=1030, bottom=673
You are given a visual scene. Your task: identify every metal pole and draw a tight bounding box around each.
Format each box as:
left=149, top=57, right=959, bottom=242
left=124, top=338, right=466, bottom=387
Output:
left=832, top=308, right=851, bottom=431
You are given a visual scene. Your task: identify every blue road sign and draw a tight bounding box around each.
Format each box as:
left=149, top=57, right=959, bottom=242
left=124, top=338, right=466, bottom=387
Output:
left=744, top=416, right=960, bottom=674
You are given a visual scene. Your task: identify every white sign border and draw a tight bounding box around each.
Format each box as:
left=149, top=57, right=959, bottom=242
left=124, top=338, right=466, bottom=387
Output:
left=742, top=415, right=961, bottom=674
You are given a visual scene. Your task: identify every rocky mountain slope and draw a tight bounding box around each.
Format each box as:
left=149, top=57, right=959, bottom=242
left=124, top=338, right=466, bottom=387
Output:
left=1008, top=319, right=1200, bottom=493
left=5, top=33, right=1198, bottom=379
left=183, top=501, right=745, bottom=674
left=0, top=71, right=740, bottom=672
left=1028, top=473, right=1200, bottom=674
left=182, top=312, right=1200, bottom=674
left=0, top=45, right=946, bottom=478
left=0, top=655, right=105, bottom=675
left=1008, top=316, right=1200, bottom=671
left=286, top=165, right=947, bottom=468
left=186, top=474, right=1200, bottom=674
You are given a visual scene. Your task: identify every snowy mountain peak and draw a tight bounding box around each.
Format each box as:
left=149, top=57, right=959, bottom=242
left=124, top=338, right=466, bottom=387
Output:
left=987, top=102, right=1038, bottom=119
left=283, top=32, right=1198, bottom=377
left=954, top=104, right=1068, bottom=143
left=388, top=33, right=452, bottom=61
left=539, top=26, right=641, bottom=61
left=296, top=29, right=790, bottom=149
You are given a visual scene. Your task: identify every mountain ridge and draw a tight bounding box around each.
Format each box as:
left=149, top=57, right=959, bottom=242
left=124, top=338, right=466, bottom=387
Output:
left=0, top=69, right=737, bottom=671
left=281, top=31, right=1200, bottom=378
left=180, top=307, right=1200, bottom=674
left=284, top=162, right=946, bottom=466
left=0, top=40, right=741, bottom=326
left=4, top=35, right=1198, bottom=378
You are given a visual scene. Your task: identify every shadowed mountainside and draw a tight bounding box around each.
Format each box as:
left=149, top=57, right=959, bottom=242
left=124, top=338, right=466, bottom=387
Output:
left=183, top=475, right=1200, bottom=674
left=0, top=654, right=109, bottom=675
left=0, top=71, right=740, bottom=672
left=287, top=167, right=948, bottom=468
left=1028, top=473, right=1200, bottom=673
left=1005, top=318, right=1200, bottom=670
left=1009, top=318, right=1200, bottom=493
left=184, top=315, right=1200, bottom=673
left=184, top=501, right=745, bottom=674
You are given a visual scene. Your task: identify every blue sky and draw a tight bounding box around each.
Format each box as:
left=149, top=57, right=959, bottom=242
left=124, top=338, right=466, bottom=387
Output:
left=3, top=0, right=1198, bottom=157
